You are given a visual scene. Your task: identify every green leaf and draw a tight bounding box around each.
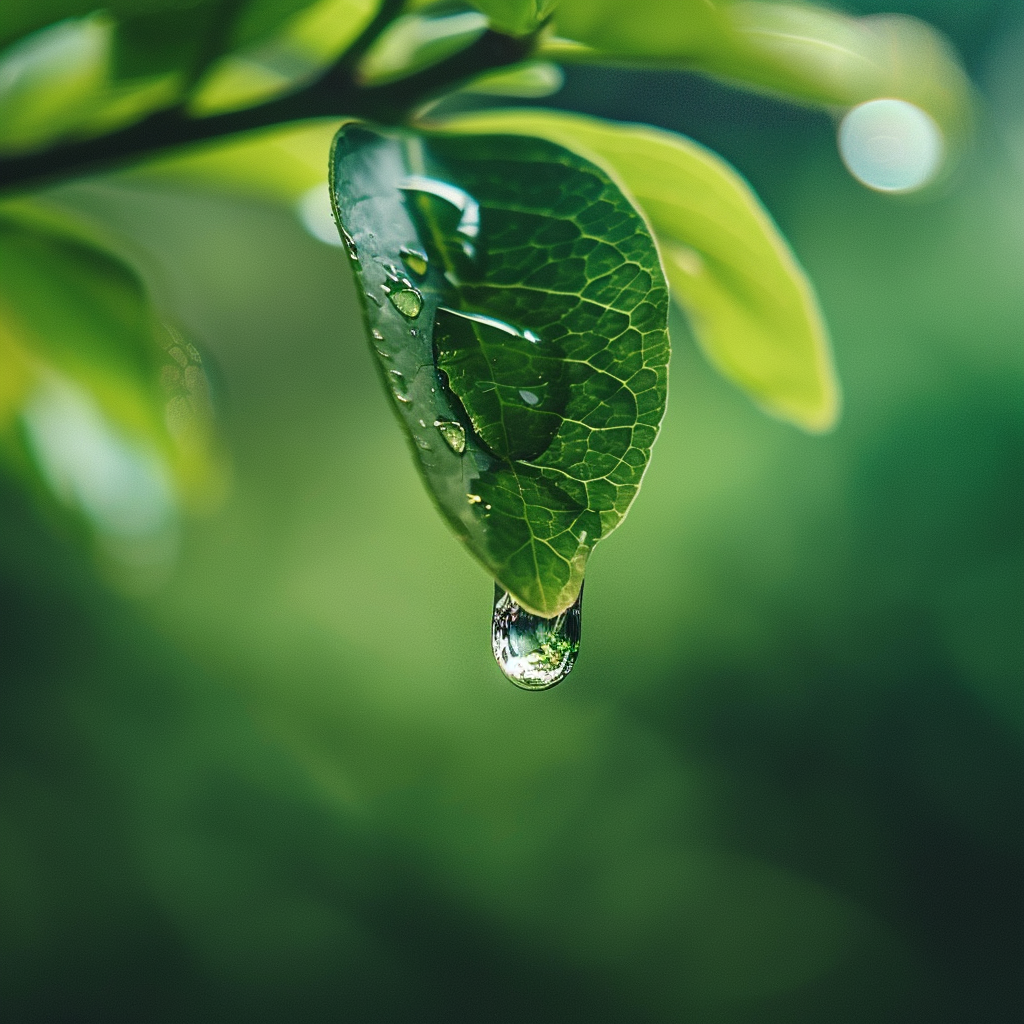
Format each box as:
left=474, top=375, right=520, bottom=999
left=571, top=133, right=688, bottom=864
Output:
left=190, top=0, right=377, bottom=114
left=355, top=7, right=488, bottom=87
left=130, top=120, right=339, bottom=200
left=434, top=109, right=838, bottom=431
left=0, top=13, right=111, bottom=153
left=330, top=123, right=669, bottom=616
left=0, top=0, right=212, bottom=51
left=464, top=0, right=557, bottom=36
left=0, top=207, right=223, bottom=548
left=549, top=1, right=971, bottom=148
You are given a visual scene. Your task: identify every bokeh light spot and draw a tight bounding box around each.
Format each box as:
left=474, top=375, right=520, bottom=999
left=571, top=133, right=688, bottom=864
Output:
left=838, top=99, right=944, bottom=193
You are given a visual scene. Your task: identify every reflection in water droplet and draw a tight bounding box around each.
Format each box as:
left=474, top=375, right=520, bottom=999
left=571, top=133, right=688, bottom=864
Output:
left=434, top=419, right=466, bottom=454
left=399, top=246, right=429, bottom=276
left=492, top=583, right=582, bottom=689
left=371, top=329, right=384, bottom=340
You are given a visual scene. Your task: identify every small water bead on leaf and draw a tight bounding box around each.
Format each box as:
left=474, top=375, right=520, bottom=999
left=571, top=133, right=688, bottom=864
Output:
left=377, top=261, right=423, bottom=319
left=491, top=583, right=583, bottom=690
left=434, top=419, right=466, bottom=454
left=388, top=288, right=423, bottom=318
left=399, top=246, right=429, bottom=277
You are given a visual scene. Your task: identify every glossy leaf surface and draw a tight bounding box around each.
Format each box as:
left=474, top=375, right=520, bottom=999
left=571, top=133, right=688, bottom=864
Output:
left=438, top=109, right=837, bottom=431
left=330, top=123, right=669, bottom=615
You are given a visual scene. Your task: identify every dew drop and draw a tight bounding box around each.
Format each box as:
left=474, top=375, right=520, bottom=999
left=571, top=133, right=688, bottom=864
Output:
left=491, top=583, right=583, bottom=690
left=387, top=287, right=423, bottom=319
left=434, top=419, right=466, bottom=454
left=519, top=389, right=540, bottom=406
left=399, top=246, right=429, bottom=277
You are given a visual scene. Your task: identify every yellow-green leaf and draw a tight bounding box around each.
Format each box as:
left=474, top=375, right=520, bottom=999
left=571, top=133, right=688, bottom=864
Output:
left=437, top=109, right=838, bottom=431
left=549, top=1, right=971, bottom=156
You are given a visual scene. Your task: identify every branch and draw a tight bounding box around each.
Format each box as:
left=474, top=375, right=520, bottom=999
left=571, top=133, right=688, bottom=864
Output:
left=0, top=28, right=533, bottom=195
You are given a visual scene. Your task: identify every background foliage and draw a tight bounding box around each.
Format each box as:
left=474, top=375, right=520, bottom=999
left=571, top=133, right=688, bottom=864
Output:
left=1, top=0, right=1021, bottom=1021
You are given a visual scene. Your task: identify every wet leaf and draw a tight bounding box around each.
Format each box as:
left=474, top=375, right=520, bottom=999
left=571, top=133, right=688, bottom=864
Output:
left=436, top=109, right=838, bottom=431
left=330, top=123, right=669, bottom=616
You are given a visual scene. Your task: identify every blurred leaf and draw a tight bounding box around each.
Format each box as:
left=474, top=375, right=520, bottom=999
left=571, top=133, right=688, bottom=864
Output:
left=465, top=0, right=557, bottom=36
left=355, top=6, right=488, bottom=87
left=330, top=122, right=669, bottom=615
left=130, top=119, right=339, bottom=198
left=460, top=59, right=563, bottom=96
left=110, top=1, right=223, bottom=81
left=0, top=0, right=214, bottom=51
left=0, top=206, right=223, bottom=552
left=0, top=10, right=198, bottom=153
left=437, top=109, right=838, bottom=430
left=551, top=0, right=725, bottom=57
left=190, top=0, right=376, bottom=114
left=0, top=14, right=112, bottom=153
left=549, top=1, right=972, bottom=151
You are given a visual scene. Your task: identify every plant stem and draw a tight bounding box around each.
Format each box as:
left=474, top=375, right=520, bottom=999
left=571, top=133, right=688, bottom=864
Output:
left=0, top=29, right=533, bottom=196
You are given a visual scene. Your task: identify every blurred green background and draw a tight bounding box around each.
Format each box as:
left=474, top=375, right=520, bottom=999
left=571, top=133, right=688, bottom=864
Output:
left=1, top=1, right=1021, bottom=1021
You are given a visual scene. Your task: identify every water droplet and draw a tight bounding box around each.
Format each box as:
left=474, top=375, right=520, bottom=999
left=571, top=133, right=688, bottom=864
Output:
left=467, top=493, right=482, bottom=504
left=434, top=419, right=466, bottom=454
left=491, top=583, right=583, bottom=690
left=371, top=329, right=384, bottom=341
left=340, top=227, right=359, bottom=260
left=399, top=246, right=429, bottom=277
left=519, top=390, right=540, bottom=406
left=386, top=287, right=423, bottom=319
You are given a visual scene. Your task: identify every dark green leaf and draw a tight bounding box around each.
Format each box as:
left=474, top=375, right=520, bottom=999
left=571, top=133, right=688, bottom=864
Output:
left=330, top=123, right=669, bottom=616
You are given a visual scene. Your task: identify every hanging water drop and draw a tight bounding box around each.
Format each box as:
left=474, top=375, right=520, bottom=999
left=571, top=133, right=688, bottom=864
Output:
left=434, top=419, right=466, bottom=454
left=399, top=246, right=429, bottom=277
left=491, top=583, right=583, bottom=690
